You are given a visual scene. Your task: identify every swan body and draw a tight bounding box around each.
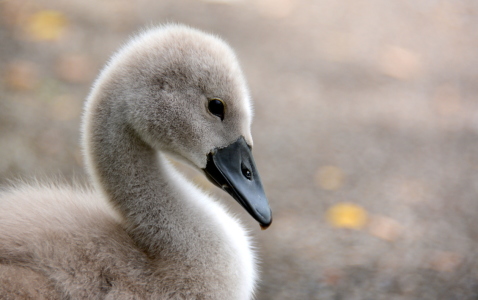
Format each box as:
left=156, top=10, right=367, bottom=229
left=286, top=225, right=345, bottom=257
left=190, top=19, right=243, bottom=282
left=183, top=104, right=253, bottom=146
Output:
left=0, top=24, right=272, bottom=299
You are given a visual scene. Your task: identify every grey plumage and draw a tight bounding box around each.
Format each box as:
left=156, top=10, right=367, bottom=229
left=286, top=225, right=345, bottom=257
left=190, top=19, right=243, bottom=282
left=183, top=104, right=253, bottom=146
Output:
left=0, top=24, right=268, bottom=299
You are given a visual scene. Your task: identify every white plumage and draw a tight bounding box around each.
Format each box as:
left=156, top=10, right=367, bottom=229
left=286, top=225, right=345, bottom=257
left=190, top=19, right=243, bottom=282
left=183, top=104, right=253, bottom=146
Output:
left=0, top=24, right=271, bottom=299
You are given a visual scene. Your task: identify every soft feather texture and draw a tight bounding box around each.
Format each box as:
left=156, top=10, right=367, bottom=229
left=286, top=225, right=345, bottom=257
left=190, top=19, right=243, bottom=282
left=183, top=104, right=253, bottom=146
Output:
left=0, top=24, right=259, bottom=299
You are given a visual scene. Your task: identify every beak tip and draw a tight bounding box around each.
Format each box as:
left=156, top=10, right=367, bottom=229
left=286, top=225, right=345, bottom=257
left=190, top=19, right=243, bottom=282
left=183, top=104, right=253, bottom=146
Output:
left=260, top=220, right=272, bottom=230
left=258, top=210, right=272, bottom=230
left=204, top=136, right=273, bottom=231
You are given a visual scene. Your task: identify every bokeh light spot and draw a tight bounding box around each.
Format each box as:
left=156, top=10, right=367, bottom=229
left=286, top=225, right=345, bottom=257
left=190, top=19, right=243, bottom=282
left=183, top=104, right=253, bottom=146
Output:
left=25, top=10, right=68, bottom=41
left=4, top=61, right=38, bottom=91
left=56, top=54, right=94, bottom=83
left=380, top=45, right=421, bottom=80
left=367, top=215, right=403, bottom=241
left=326, top=202, right=367, bottom=229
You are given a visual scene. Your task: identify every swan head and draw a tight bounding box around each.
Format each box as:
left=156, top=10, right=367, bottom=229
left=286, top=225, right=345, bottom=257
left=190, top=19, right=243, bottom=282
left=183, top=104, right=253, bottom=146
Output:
left=87, top=24, right=272, bottom=228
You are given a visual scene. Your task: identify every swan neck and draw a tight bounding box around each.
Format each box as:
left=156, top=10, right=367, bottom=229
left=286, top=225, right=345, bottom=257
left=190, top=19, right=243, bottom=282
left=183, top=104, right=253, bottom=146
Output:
left=84, top=98, right=186, bottom=255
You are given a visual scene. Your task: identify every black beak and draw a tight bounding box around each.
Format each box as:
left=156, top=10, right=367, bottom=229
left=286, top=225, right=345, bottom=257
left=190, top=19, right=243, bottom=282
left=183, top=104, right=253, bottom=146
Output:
left=203, top=136, right=272, bottom=229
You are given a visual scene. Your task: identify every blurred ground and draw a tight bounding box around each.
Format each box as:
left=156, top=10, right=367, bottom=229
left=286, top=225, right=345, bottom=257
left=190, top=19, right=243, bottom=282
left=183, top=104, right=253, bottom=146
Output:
left=1, top=0, right=478, bottom=299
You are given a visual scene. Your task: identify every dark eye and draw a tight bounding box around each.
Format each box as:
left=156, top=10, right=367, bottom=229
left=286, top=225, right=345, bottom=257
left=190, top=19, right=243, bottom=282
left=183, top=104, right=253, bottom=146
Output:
left=208, top=98, right=225, bottom=121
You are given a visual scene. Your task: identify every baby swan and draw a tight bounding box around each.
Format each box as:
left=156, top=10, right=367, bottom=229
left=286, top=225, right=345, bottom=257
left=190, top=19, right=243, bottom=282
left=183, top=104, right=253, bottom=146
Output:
left=0, top=24, right=272, bottom=299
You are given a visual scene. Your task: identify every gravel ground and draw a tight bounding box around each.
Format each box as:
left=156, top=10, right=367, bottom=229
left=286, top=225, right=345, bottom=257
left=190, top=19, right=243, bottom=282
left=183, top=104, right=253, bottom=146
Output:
left=1, top=0, right=478, bottom=299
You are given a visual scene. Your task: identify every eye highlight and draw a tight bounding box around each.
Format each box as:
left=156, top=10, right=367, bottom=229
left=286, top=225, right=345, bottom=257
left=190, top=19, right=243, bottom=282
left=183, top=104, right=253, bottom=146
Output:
left=208, top=98, right=225, bottom=121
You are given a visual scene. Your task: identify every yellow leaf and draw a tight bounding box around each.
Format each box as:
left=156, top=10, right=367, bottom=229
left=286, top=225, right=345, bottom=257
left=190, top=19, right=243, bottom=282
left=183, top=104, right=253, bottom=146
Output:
left=315, top=165, right=344, bottom=191
left=326, top=202, right=367, bottom=229
left=25, top=10, right=68, bottom=41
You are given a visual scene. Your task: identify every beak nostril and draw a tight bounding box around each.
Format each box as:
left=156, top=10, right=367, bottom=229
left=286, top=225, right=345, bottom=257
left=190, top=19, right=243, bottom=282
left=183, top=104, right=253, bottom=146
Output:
left=241, top=165, right=252, bottom=180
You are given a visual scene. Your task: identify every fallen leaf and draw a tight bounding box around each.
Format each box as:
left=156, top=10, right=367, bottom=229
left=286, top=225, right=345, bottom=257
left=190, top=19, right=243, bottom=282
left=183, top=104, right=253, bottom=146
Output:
left=4, top=61, right=38, bottom=91
left=56, top=54, right=94, bottom=83
left=367, top=215, right=403, bottom=241
left=326, top=202, right=367, bottom=229
left=380, top=46, right=421, bottom=80
left=25, top=10, right=68, bottom=41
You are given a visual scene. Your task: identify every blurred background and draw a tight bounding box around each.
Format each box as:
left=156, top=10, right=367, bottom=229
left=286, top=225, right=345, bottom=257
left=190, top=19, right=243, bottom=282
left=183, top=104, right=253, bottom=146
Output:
left=1, top=0, right=478, bottom=299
